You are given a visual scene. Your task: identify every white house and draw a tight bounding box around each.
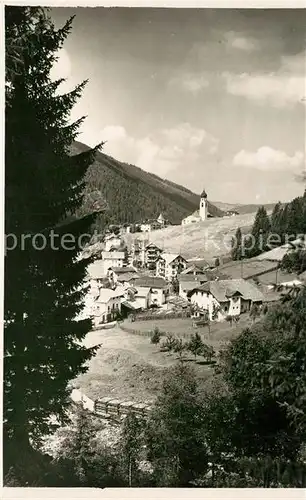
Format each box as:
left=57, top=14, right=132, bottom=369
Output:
left=134, top=276, right=168, bottom=306
left=92, top=286, right=125, bottom=327
left=188, top=278, right=264, bottom=321
left=101, top=251, right=125, bottom=275
left=178, top=274, right=208, bottom=301
left=156, top=252, right=187, bottom=281
left=182, top=189, right=211, bottom=225
left=133, top=286, right=152, bottom=309
left=140, top=222, right=153, bottom=233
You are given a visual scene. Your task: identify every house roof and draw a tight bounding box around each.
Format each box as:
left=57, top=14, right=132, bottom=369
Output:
left=121, top=300, right=142, bottom=311
left=187, top=258, right=211, bottom=270
left=189, top=279, right=264, bottom=303
left=255, top=246, right=291, bottom=262
left=179, top=273, right=208, bottom=283
left=180, top=280, right=206, bottom=292
left=134, top=277, right=167, bottom=289
left=145, top=242, right=162, bottom=251
left=181, top=264, right=204, bottom=275
left=159, top=252, right=187, bottom=265
left=116, top=272, right=139, bottom=282
left=96, top=287, right=125, bottom=303
left=102, top=251, right=125, bottom=260
left=110, top=266, right=137, bottom=274
left=134, top=286, right=152, bottom=297
left=87, top=260, right=105, bottom=280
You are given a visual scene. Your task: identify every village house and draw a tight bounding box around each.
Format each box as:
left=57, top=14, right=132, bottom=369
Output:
left=181, top=189, right=213, bottom=225
left=101, top=250, right=125, bottom=275
left=92, top=286, right=125, bottom=326
left=130, top=239, right=146, bottom=268
left=107, top=266, right=139, bottom=286
left=188, top=278, right=264, bottom=321
left=133, top=286, right=152, bottom=309
left=134, top=276, right=168, bottom=306
left=138, top=213, right=170, bottom=233
left=178, top=273, right=208, bottom=300
left=144, top=242, right=163, bottom=271
left=224, top=210, right=239, bottom=217
left=140, top=221, right=154, bottom=233
left=255, top=237, right=306, bottom=263
left=156, top=252, right=187, bottom=281
left=86, top=260, right=111, bottom=290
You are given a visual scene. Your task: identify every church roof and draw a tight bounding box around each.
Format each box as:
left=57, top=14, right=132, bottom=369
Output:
left=201, top=189, right=207, bottom=198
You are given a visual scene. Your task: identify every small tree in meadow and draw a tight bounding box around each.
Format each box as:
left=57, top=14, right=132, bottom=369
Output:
left=173, top=338, right=187, bottom=360
left=160, top=334, right=177, bottom=353
left=187, top=333, right=204, bottom=361
left=201, top=344, right=215, bottom=363
left=151, top=327, right=161, bottom=345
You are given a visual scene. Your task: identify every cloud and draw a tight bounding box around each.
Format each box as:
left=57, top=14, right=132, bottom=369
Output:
left=222, top=50, right=306, bottom=108
left=224, top=31, right=259, bottom=52
left=233, top=146, right=304, bottom=172
left=82, top=123, right=219, bottom=177
left=169, top=72, right=209, bottom=94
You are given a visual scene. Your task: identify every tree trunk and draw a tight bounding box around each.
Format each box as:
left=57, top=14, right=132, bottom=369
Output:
left=128, top=458, right=132, bottom=487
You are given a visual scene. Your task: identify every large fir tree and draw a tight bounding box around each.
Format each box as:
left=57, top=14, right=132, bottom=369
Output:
left=231, top=227, right=243, bottom=261
left=247, top=206, right=271, bottom=258
left=4, top=6, right=102, bottom=470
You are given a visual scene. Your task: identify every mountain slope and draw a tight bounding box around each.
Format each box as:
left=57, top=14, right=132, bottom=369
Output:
left=73, top=141, right=225, bottom=229
left=212, top=201, right=277, bottom=214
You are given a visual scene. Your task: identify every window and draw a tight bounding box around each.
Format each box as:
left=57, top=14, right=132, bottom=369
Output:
left=224, top=306, right=228, bottom=312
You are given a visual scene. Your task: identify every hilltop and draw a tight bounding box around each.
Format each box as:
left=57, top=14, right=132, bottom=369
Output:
left=73, top=141, right=225, bottom=229
left=125, top=211, right=271, bottom=260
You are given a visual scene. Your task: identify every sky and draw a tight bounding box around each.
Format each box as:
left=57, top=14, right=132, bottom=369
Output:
left=50, top=8, right=306, bottom=204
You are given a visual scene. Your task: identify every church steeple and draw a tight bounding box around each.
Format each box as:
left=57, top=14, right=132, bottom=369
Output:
left=199, top=188, right=208, bottom=220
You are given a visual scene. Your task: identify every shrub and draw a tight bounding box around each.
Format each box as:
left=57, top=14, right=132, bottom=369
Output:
left=150, top=327, right=161, bottom=344
left=160, top=334, right=177, bottom=352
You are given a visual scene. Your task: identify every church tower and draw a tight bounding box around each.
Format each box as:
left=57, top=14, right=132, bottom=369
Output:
left=199, top=188, right=208, bottom=221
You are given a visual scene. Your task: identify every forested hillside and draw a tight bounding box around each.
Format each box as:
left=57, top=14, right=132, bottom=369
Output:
left=73, top=141, right=225, bottom=230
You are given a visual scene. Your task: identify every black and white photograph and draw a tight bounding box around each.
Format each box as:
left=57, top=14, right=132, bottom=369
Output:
left=3, top=3, right=306, bottom=492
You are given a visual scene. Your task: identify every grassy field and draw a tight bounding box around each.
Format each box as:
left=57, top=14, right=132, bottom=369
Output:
left=74, top=315, right=253, bottom=405
left=124, top=211, right=267, bottom=260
